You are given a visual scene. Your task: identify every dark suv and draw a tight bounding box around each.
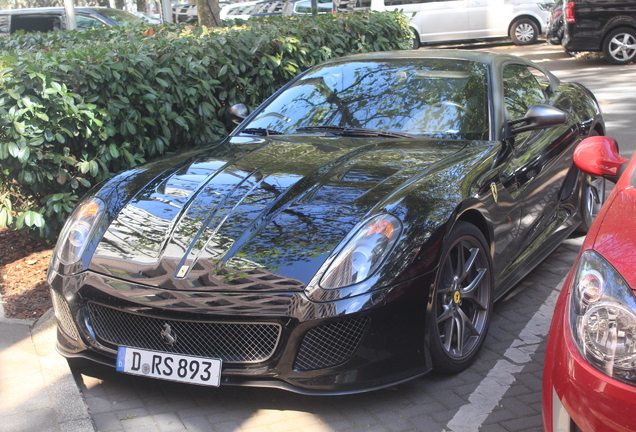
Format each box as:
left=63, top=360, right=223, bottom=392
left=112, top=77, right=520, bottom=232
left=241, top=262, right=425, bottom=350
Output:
left=561, top=0, right=636, bottom=64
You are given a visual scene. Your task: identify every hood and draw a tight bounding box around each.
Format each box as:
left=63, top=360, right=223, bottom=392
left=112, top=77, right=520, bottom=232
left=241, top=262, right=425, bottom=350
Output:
left=89, top=135, right=466, bottom=291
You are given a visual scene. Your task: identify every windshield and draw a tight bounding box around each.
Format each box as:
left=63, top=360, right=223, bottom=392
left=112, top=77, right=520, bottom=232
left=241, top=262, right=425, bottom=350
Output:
left=90, top=8, right=145, bottom=26
left=241, top=58, right=490, bottom=140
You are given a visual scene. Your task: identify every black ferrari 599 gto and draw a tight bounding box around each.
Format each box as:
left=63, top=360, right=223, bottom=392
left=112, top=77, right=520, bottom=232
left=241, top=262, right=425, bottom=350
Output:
left=48, top=50, right=605, bottom=394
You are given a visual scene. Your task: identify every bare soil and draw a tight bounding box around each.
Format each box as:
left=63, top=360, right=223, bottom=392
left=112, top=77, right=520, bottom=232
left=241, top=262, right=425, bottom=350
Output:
left=0, top=227, right=54, bottom=320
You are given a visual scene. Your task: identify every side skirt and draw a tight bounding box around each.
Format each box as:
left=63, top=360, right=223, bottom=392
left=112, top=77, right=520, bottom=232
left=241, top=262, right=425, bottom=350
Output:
left=493, top=211, right=578, bottom=301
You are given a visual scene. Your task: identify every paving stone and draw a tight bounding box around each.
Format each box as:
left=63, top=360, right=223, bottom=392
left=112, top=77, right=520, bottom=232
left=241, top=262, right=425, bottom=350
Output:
left=342, top=408, right=379, bottom=427
left=92, top=412, right=124, bottom=432
left=117, top=408, right=153, bottom=427
left=475, top=424, right=509, bottom=432
left=212, top=420, right=242, bottom=432
left=499, top=397, right=540, bottom=417
left=407, top=414, right=445, bottom=432
left=399, top=401, right=446, bottom=419
left=180, top=416, right=214, bottom=432
left=122, top=425, right=160, bottom=432
left=481, top=405, right=517, bottom=424
left=152, top=412, right=186, bottom=431
left=374, top=410, right=412, bottom=432
left=500, top=413, right=544, bottom=431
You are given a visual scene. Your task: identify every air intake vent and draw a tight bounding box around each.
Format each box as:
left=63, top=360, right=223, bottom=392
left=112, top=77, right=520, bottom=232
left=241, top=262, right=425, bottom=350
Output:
left=294, top=317, right=369, bottom=371
left=51, top=289, right=79, bottom=341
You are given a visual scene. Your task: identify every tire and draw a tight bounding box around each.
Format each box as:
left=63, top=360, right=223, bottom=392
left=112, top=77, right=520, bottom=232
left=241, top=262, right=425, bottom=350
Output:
left=510, top=18, right=539, bottom=46
left=429, top=221, right=494, bottom=374
left=412, top=30, right=420, bottom=50
left=575, top=174, right=606, bottom=234
left=602, top=27, right=636, bottom=65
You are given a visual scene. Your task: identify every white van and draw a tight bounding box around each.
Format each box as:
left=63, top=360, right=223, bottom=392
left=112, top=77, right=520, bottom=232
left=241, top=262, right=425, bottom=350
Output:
left=338, top=0, right=551, bottom=48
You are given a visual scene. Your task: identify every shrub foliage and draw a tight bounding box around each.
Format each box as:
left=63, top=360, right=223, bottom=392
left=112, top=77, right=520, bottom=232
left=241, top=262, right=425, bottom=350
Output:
left=0, top=13, right=412, bottom=238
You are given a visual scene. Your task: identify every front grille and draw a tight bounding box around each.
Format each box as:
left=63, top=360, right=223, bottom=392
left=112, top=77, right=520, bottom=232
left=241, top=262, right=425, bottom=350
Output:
left=51, top=289, right=79, bottom=341
left=294, top=317, right=370, bottom=371
left=87, top=302, right=281, bottom=363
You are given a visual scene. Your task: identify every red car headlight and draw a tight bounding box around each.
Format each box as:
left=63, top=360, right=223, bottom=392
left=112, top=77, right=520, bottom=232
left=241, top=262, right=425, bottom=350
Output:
left=570, top=250, right=636, bottom=385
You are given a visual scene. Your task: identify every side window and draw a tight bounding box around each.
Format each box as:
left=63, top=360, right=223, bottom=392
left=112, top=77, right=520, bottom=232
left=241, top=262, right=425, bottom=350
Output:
left=503, top=64, right=546, bottom=120
left=384, top=0, right=436, bottom=5
left=11, top=14, right=62, bottom=33
left=0, top=14, right=10, bottom=34
left=528, top=66, right=551, bottom=90
left=76, top=15, right=106, bottom=30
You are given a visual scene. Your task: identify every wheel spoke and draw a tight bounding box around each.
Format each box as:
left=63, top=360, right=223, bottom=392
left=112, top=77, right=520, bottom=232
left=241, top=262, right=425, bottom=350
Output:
left=457, top=307, right=480, bottom=338
left=453, top=242, right=465, bottom=280
left=453, top=314, right=464, bottom=355
left=442, top=311, right=456, bottom=352
left=437, top=306, right=453, bottom=325
left=437, top=282, right=454, bottom=295
left=461, top=268, right=488, bottom=310
left=461, top=247, right=479, bottom=281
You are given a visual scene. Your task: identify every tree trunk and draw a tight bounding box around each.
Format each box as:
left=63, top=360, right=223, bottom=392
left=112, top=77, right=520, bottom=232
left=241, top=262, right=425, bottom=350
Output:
left=115, top=0, right=125, bottom=9
left=136, top=0, right=147, bottom=12
left=196, top=0, right=220, bottom=27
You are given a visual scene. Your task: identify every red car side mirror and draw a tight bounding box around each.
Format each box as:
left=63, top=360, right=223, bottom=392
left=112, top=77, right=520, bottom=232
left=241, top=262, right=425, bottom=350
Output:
left=574, top=136, right=629, bottom=182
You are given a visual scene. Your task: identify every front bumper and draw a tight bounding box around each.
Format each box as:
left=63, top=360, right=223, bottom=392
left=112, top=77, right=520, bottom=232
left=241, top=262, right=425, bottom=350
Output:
left=543, top=279, right=636, bottom=431
left=50, top=269, right=434, bottom=394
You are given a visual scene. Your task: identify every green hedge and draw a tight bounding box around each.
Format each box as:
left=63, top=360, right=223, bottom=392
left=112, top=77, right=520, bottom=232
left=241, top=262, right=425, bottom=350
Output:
left=0, top=12, right=412, bottom=239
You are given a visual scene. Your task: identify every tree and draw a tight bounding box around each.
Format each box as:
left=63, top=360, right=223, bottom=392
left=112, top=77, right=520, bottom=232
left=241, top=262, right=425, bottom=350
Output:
left=136, top=0, right=147, bottom=13
left=196, top=0, right=220, bottom=27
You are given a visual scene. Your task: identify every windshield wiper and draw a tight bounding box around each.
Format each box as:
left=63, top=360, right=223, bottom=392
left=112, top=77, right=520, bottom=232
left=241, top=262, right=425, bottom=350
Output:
left=297, top=126, right=417, bottom=139
left=240, top=127, right=284, bottom=136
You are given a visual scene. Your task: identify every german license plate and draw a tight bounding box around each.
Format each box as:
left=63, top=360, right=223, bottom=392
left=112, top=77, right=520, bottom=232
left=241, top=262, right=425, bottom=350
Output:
left=116, top=347, right=221, bottom=387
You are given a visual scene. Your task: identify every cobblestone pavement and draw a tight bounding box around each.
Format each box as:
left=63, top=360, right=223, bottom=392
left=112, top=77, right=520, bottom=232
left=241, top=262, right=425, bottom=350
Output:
left=69, top=236, right=583, bottom=432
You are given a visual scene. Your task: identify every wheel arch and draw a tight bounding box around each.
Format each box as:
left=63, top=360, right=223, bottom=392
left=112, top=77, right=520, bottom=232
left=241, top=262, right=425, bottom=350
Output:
left=508, top=14, right=543, bottom=35
left=601, top=22, right=636, bottom=48
left=455, top=207, right=494, bottom=259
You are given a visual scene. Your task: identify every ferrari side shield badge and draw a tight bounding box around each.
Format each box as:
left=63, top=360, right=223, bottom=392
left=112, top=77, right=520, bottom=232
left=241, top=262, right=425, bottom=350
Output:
left=491, top=182, right=499, bottom=203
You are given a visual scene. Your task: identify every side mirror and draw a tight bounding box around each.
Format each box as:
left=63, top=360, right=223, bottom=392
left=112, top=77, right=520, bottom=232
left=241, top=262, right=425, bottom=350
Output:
left=508, top=104, right=567, bottom=135
left=226, top=103, right=248, bottom=126
left=574, top=136, right=628, bottom=183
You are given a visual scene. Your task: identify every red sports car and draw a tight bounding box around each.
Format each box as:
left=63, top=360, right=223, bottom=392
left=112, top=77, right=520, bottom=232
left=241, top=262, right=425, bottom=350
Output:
left=543, top=135, right=636, bottom=431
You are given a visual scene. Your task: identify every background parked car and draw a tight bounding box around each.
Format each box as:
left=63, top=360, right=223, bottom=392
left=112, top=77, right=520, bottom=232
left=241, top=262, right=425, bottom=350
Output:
left=283, top=0, right=332, bottom=15
left=131, top=10, right=162, bottom=24
left=545, top=0, right=564, bottom=45
left=172, top=3, right=199, bottom=23
left=543, top=135, right=636, bottom=432
left=0, top=7, right=144, bottom=34
left=337, top=0, right=550, bottom=48
left=562, top=0, right=636, bottom=64
left=249, top=0, right=332, bottom=17
left=220, top=0, right=260, bottom=20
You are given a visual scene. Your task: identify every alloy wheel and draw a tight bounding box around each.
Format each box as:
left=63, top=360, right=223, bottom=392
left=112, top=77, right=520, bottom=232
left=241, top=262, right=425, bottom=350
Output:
left=608, top=32, right=636, bottom=63
left=435, top=234, right=491, bottom=360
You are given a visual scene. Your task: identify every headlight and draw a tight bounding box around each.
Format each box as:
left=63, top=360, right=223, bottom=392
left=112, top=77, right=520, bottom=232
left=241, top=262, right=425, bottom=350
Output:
left=320, top=214, right=402, bottom=289
left=56, top=197, right=105, bottom=266
left=570, top=250, right=636, bottom=385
